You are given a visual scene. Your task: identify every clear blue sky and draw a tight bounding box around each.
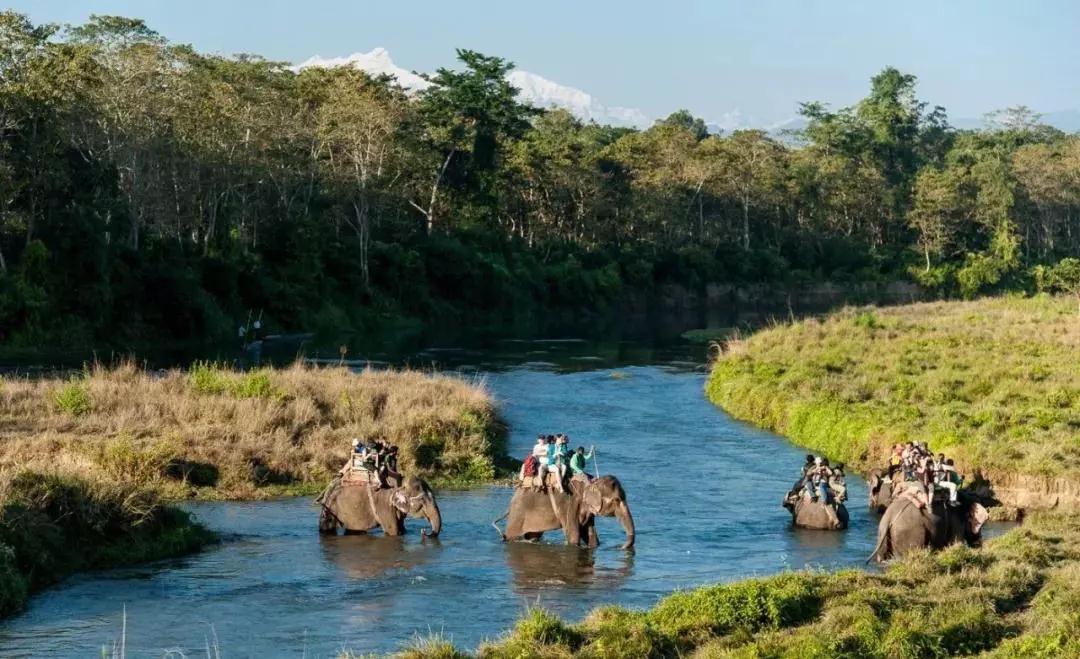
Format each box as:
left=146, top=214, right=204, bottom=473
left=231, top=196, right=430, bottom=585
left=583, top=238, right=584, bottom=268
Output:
left=8, top=0, right=1079, bottom=125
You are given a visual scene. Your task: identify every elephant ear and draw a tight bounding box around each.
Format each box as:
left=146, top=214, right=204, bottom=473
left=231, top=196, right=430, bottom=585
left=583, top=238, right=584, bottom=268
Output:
left=583, top=484, right=604, bottom=515
left=392, top=490, right=410, bottom=513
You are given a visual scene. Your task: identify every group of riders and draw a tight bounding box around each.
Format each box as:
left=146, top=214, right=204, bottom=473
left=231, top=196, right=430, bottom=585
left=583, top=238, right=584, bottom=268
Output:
left=884, top=441, right=964, bottom=507
left=338, top=438, right=402, bottom=489
left=792, top=440, right=965, bottom=509
left=793, top=455, right=848, bottom=504
left=335, top=433, right=597, bottom=494
left=520, top=434, right=596, bottom=493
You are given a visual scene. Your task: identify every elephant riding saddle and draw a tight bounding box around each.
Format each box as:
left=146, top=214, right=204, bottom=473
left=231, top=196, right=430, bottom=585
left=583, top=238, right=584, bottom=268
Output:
left=519, top=471, right=564, bottom=491
left=341, top=466, right=381, bottom=487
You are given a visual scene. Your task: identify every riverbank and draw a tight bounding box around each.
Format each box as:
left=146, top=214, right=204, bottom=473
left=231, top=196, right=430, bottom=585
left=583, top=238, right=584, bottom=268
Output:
left=0, top=471, right=212, bottom=617
left=0, top=361, right=506, bottom=499
left=706, top=295, right=1080, bottom=511
left=0, top=361, right=503, bottom=617
left=390, top=512, right=1076, bottom=657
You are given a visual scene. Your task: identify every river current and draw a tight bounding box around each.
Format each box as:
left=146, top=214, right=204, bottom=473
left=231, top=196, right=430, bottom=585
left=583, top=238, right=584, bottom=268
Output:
left=2, top=338, right=887, bottom=657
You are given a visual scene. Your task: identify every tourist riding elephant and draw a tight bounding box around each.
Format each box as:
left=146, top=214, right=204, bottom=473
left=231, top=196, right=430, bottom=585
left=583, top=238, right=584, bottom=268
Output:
left=867, top=470, right=895, bottom=514
left=783, top=491, right=849, bottom=530
left=317, top=475, right=442, bottom=537
left=868, top=495, right=987, bottom=562
left=494, top=475, right=635, bottom=549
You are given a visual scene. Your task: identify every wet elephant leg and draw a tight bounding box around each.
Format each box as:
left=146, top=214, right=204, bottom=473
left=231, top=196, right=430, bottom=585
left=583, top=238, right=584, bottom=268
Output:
left=319, top=506, right=339, bottom=535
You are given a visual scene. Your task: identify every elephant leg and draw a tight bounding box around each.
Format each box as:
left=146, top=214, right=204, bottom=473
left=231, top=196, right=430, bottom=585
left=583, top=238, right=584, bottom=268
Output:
left=586, top=519, right=598, bottom=548
left=564, top=520, right=581, bottom=546
left=319, top=506, right=339, bottom=535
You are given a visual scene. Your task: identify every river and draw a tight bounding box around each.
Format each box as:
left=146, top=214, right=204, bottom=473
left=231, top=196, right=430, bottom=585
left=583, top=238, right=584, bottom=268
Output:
left=0, top=337, right=922, bottom=656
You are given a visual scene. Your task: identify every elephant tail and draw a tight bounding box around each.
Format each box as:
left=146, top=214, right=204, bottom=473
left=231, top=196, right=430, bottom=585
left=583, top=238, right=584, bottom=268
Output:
left=866, top=526, right=890, bottom=564
left=867, top=499, right=916, bottom=563
left=492, top=510, right=509, bottom=541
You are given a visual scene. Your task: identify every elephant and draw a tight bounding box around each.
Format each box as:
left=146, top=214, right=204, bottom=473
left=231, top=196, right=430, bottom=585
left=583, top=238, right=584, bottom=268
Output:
left=868, top=493, right=988, bottom=562
left=783, top=492, right=849, bottom=530
left=867, top=470, right=895, bottom=514
left=494, top=475, right=635, bottom=549
left=317, top=475, right=442, bottom=537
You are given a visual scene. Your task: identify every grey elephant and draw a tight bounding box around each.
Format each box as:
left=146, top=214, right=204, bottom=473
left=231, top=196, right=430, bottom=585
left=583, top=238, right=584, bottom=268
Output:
left=867, top=469, right=895, bottom=514
left=494, top=475, right=635, bottom=549
left=783, top=491, right=849, bottom=530
left=317, top=475, right=442, bottom=537
left=868, top=494, right=987, bottom=562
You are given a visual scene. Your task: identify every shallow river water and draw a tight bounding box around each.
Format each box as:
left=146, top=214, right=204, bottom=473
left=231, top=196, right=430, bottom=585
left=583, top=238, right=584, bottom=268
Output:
left=0, top=339, right=956, bottom=657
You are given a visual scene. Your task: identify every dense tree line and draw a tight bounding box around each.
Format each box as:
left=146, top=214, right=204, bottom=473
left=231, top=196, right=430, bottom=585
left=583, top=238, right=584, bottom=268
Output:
left=1, top=13, right=1079, bottom=347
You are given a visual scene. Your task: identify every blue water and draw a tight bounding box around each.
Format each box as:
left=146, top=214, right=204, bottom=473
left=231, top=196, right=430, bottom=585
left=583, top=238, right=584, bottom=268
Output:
left=0, top=344, right=888, bottom=657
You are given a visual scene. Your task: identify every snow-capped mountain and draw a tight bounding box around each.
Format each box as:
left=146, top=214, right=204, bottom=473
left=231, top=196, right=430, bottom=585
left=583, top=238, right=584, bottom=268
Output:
left=297, top=48, right=650, bottom=128
left=295, top=48, right=431, bottom=90
left=506, top=70, right=650, bottom=128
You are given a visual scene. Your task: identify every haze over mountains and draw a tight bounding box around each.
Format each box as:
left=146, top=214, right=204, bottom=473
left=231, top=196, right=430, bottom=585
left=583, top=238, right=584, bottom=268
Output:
left=297, top=48, right=1080, bottom=134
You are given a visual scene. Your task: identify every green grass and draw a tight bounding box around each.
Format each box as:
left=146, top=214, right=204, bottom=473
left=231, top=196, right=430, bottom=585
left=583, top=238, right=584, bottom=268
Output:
left=53, top=379, right=92, bottom=415
left=0, top=471, right=212, bottom=618
left=405, top=514, right=1080, bottom=658
left=706, top=295, right=1080, bottom=494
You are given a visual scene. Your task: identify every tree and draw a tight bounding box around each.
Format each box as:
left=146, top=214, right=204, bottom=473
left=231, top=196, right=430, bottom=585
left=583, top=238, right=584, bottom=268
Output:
left=314, top=68, right=406, bottom=288
left=413, top=49, right=537, bottom=233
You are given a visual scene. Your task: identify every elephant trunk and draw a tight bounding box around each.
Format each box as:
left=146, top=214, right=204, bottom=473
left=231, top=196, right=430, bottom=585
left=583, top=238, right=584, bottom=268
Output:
left=421, top=499, right=442, bottom=538
left=616, top=501, right=635, bottom=549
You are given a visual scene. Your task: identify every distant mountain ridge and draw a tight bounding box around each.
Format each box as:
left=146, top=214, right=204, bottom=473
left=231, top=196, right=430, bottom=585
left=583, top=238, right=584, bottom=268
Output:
left=297, top=49, right=1079, bottom=135
left=297, top=48, right=650, bottom=128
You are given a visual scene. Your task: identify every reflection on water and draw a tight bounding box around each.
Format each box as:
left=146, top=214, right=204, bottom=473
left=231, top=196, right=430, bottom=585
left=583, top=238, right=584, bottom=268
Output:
left=321, top=535, right=440, bottom=581
left=504, top=542, right=634, bottom=593
left=0, top=340, right=1010, bottom=657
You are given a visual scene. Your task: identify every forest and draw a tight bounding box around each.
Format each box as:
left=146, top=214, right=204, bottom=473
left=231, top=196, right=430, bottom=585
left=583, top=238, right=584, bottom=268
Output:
left=2, top=12, right=1080, bottom=348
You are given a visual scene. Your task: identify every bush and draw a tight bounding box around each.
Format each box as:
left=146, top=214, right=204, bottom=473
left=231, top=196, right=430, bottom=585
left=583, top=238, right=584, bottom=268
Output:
left=53, top=380, right=91, bottom=416
left=189, top=362, right=280, bottom=399
left=647, top=573, right=822, bottom=642
left=95, top=437, right=176, bottom=485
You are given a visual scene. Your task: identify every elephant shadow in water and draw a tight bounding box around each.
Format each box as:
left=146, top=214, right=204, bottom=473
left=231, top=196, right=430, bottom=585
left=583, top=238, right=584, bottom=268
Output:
left=504, top=542, right=634, bottom=593
left=319, top=533, right=440, bottom=580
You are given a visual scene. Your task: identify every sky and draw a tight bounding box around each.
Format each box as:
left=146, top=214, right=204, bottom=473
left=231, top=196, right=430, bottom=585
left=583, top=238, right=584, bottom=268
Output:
left=7, top=0, right=1079, bottom=126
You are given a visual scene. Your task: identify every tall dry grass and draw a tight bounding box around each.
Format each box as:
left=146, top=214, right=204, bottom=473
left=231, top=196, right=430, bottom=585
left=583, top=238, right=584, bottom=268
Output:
left=0, top=361, right=503, bottom=499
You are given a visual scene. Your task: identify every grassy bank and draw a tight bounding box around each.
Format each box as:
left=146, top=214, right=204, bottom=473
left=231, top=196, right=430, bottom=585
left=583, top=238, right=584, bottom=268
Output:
left=0, top=361, right=506, bottom=499
left=369, top=513, right=1079, bottom=657
left=0, top=469, right=212, bottom=617
left=705, top=295, right=1080, bottom=509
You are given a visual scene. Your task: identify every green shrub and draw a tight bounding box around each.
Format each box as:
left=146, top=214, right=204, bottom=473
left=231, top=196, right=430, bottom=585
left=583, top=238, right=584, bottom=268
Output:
left=189, top=362, right=280, bottom=399
left=576, top=607, right=671, bottom=659
left=53, top=380, right=91, bottom=416
left=647, top=573, right=822, bottom=642
left=189, top=361, right=228, bottom=395
left=95, top=437, right=176, bottom=485
left=232, top=371, right=278, bottom=399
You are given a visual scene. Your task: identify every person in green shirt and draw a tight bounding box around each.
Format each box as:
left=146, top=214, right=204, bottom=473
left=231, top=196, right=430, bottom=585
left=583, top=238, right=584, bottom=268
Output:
left=569, top=445, right=595, bottom=480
